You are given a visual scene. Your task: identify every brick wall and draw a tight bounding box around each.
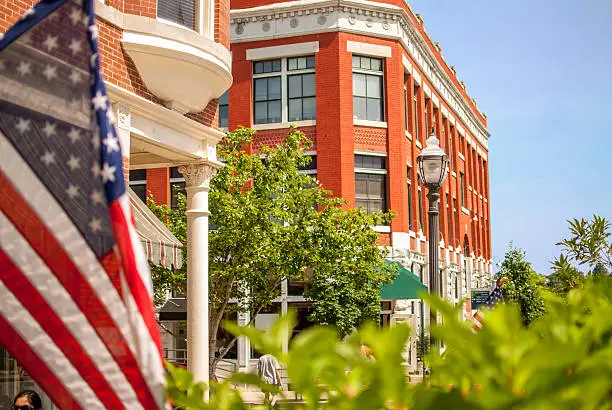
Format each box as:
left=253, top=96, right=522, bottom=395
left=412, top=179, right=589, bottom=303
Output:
left=253, top=126, right=316, bottom=152
left=354, top=127, right=387, bottom=152
left=146, top=168, right=170, bottom=206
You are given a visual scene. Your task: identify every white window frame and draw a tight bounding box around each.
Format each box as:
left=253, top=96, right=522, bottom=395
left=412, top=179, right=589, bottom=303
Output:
left=354, top=152, right=388, bottom=223
left=352, top=56, right=385, bottom=123
left=298, top=151, right=317, bottom=176
left=252, top=56, right=316, bottom=127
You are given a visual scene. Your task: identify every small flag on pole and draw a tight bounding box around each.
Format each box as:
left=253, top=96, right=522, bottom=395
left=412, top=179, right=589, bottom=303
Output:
left=0, top=0, right=166, bottom=408
left=471, top=278, right=505, bottom=333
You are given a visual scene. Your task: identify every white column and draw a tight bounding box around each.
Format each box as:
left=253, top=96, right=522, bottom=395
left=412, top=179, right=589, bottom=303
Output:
left=179, top=162, right=218, bottom=401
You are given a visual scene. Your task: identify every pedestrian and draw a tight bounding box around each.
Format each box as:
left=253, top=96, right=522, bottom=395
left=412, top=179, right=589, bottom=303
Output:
left=11, top=390, right=42, bottom=410
left=257, top=354, right=282, bottom=407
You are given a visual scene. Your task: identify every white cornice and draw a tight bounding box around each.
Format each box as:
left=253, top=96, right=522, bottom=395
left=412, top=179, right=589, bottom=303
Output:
left=230, top=0, right=490, bottom=149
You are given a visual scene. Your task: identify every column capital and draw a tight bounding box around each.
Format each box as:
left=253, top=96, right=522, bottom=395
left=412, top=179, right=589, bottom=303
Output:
left=178, top=161, right=221, bottom=188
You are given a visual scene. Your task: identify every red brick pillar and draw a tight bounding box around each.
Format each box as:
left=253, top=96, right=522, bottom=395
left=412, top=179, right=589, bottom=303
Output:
left=316, top=33, right=355, bottom=206
left=147, top=168, right=170, bottom=206
left=229, top=45, right=253, bottom=133
left=386, top=45, right=408, bottom=232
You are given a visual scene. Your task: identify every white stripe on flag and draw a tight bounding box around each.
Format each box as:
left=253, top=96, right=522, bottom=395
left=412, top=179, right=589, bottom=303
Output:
left=0, top=211, right=143, bottom=409
left=119, top=194, right=153, bottom=294
left=0, top=132, right=163, bottom=399
left=0, top=281, right=104, bottom=409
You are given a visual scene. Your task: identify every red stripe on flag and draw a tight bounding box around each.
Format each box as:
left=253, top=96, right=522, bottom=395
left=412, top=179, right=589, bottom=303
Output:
left=0, top=174, right=159, bottom=408
left=0, top=315, right=83, bottom=410
left=100, top=250, right=122, bottom=298
left=109, top=200, right=164, bottom=358
left=0, top=250, right=124, bottom=408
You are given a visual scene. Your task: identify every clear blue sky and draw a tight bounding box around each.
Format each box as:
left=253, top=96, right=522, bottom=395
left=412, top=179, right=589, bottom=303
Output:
left=409, top=0, right=612, bottom=273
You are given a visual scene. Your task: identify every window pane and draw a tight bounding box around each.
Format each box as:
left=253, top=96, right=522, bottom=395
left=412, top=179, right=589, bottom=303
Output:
left=254, top=62, right=262, bottom=74
left=302, top=97, right=316, bottom=120
left=288, top=75, right=302, bottom=98
left=366, top=98, right=382, bottom=121
left=219, top=105, right=228, bottom=128
left=254, top=78, right=268, bottom=101
left=352, top=55, right=360, bottom=68
left=353, top=96, right=367, bottom=120
left=268, top=100, right=281, bottom=123
left=355, top=199, right=368, bottom=210
left=218, top=91, right=228, bottom=105
left=171, top=182, right=186, bottom=210
left=288, top=99, right=302, bottom=121
left=268, top=77, right=281, bottom=100
left=254, top=101, right=267, bottom=124
left=306, top=56, right=315, bottom=68
left=129, top=169, right=146, bottom=181
left=366, top=75, right=381, bottom=97
left=131, top=184, right=147, bottom=203
left=297, top=57, right=306, bottom=69
left=263, top=60, right=272, bottom=73
left=368, top=175, right=385, bottom=198
left=370, top=58, right=382, bottom=71
left=369, top=200, right=383, bottom=213
left=170, top=166, right=182, bottom=178
left=360, top=56, right=371, bottom=70
left=353, top=73, right=366, bottom=97
left=288, top=58, right=298, bottom=70
left=302, top=73, right=315, bottom=97
left=355, top=174, right=368, bottom=196
left=272, top=59, right=281, bottom=72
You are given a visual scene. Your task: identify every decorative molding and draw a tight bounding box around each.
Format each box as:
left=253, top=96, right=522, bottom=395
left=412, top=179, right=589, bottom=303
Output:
left=252, top=120, right=316, bottom=130
left=246, top=41, right=320, bottom=60
left=354, top=119, right=388, bottom=128
left=230, top=0, right=489, bottom=150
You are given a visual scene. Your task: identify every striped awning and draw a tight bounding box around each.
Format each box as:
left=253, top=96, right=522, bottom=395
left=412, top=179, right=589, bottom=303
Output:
left=128, top=188, right=183, bottom=269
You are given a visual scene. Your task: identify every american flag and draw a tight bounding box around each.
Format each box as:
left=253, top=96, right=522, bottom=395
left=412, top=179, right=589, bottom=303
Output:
left=0, top=0, right=166, bottom=408
left=471, top=282, right=504, bottom=333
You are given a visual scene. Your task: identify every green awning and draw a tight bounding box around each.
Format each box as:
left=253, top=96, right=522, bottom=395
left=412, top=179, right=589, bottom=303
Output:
left=380, top=261, right=428, bottom=300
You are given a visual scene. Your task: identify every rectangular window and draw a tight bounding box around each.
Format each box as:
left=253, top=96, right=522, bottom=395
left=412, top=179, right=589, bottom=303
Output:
left=404, top=76, right=408, bottom=133
left=424, top=98, right=430, bottom=138
left=157, top=0, right=195, bottom=30
left=446, top=192, right=452, bottom=244
left=418, top=174, right=424, bottom=231
left=253, top=56, right=315, bottom=124
left=355, top=154, right=387, bottom=215
left=170, top=167, right=186, bottom=210
left=288, top=73, right=316, bottom=121
left=408, top=167, right=413, bottom=231
left=413, top=85, right=420, bottom=141
left=218, top=91, right=228, bottom=129
left=460, top=172, right=465, bottom=208
left=352, top=55, right=384, bottom=121
left=129, top=169, right=147, bottom=203
left=453, top=198, right=459, bottom=243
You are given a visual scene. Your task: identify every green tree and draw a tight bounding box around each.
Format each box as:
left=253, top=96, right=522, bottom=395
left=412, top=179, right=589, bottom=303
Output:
left=496, top=245, right=546, bottom=326
left=549, top=216, right=612, bottom=297
left=150, top=126, right=395, bottom=379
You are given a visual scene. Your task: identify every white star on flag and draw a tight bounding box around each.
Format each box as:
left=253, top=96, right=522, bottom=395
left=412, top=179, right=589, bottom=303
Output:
left=88, top=217, right=102, bottom=233
left=69, top=70, right=82, bottom=85
left=66, top=184, right=79, bottom=199
left=41, top=151, right=55, bottom=166
left=106, top=108, right=116, bottom=125
left=16, top=61, right=31, bottom=76
left=68, top=39, right=83, bottom=55
left=67, top=156, right=81, bottom=170
left=68, top=127, right=81, bottom=143
left=103, top=133, right=120, bottom=152
left=88, top=24, right=98, bottom=40
left=16, top=118, right=30, bottom=134
left=42, top=64, right=57, bottom=81
left=100, top=162, right=116, bottom=183
left=43, top=35, right=58, bottom=52
left=90, top=190, right=104, bottom=205
left=69, top=7, right=82, bottom=25
left=41, top=121, right=57, bottom=138
left=90, top=53, right=97, bottom=69
left=91, top=162, right=101, bottom=177
left=91, top=91, right=107, bottom=111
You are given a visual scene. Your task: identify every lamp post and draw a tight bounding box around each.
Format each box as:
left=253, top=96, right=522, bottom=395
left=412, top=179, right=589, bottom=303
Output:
left=417, top=131, right=449, bottom=352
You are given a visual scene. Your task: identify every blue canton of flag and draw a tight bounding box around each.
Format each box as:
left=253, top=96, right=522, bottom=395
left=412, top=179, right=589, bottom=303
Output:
left=484, top=284, right=504, bottom=307
left=0, top=0, right=166, bottom=408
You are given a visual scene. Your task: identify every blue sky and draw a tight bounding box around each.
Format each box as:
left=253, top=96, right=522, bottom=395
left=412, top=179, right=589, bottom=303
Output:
left=408, top=0, right=612, bottom=273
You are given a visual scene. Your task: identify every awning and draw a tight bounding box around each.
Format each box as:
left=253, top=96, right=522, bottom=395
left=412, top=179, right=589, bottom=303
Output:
left=128, top=187, right=183, bottom=269
left=380, top=261, right=428, bottom=300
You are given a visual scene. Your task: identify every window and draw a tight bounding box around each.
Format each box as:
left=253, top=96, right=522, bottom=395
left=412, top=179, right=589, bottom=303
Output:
left=424, top=98, right=430, bottom=138
left=417, top=174, right=424, bottom=231
left=170, top=167, right=186, bottom=210
left=352, top=56, right=384, bottom=121
left=459, top=172, right=465, bottom=208
left=129, top=169, right=147, bottom=202
left=446, top=192, right=452, bottom=243
left=253, top=56, right=316, bottom=125
left=298, top=154, right=317, bottom=181
left=157, top=0, right=195, bottom=30
left=407, top=167, right=413, bottom=231
left=218, top=91, right=228, bottom=129
left=404, top=76, right=409, bottom=133
left=453, top=198, right=459, bottom=243
left=413, top=85, right=420, bottom=141
left=355, top=154, right=387, bottom=214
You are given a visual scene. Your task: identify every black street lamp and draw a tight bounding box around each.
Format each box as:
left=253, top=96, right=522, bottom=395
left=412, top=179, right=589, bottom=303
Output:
left=417, top=131, right=449, bottom=351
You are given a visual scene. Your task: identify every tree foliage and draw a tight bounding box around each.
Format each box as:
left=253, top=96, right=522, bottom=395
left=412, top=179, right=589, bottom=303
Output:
left=150, top=126, right=395, bottom=378
left=548, top=216, right=612, bottom=297
left=166, top=276, right=612, bottom=410
left=496, top=245, right=546, bottom=326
